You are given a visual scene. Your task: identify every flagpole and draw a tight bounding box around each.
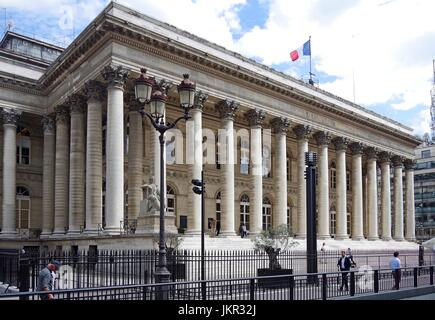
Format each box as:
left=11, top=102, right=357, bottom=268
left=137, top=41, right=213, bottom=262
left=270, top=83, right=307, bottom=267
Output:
left=308, top=35, right=313, bottom=85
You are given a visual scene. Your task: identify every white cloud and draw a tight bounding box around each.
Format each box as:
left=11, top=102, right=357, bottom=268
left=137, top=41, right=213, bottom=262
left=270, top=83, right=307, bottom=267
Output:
left=409, top=108, right=431, bottom=137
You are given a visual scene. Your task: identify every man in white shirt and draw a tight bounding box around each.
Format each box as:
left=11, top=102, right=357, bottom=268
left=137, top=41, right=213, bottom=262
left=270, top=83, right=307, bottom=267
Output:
left=389, top=251, right=401, bottom=290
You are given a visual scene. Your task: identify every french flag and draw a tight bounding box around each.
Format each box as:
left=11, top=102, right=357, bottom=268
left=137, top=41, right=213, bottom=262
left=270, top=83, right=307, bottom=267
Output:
left=290, top=39, right=311, bottom=61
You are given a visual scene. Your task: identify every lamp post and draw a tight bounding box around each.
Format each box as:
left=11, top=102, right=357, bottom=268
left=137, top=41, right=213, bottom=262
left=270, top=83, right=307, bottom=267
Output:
left=192, top=171, right=206, bottom=300
left=135, top=69, right=195, bottom=299
left=305, top=151, right=318, bottom=284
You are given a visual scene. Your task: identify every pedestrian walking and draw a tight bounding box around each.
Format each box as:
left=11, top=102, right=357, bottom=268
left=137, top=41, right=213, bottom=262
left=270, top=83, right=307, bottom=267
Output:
left=389, top=251, right=401, bottom=290
left=320, top=242, right=327, bottom=264
left=37, top=260, right=61, bottom=300
left=241, top=224, right=247, bottom=238
left=216, top=220, right=221, bottom=236
left=337, top=250, right=351, bottom=291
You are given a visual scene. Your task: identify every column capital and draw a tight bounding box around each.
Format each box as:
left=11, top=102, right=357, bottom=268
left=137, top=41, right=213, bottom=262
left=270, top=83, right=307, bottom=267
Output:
left=378, top=151, right=392, bottom=164
left=293, top=124, right=311, bottom=140
left=2, top=108, right=21, bottom=126
left=193, top=90, right=208, bottom=111
left=55, top=105, right=70, bottom=124
left=365, top=147, right=378, bottom=160
left=67, top=94, right=87, bottom=114
left=271, top=117, right=291, bottom=134
left=404, top=159, right=416, bottom=171
left=245, top=109, right=266, bottom=128
left=102, top=65, right=129, bottom=89
left=84, top=80, right=106, bottom=102
left=349, top=142, right=364, bottom=155
left=216, top=99, right=240, bottom=120
left=332, top=137, right=349, bottom=151
left=391, top=155, right=404, bottom=168
left=313, top=131, right=331, bottom=146
left=42, top=114, right=55, bottom=134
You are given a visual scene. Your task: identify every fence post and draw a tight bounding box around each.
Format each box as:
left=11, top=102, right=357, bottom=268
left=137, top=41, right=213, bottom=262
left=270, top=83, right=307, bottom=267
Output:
left=18, top=256, right=30, bottom=300
left=289, top=275, right=294, bottom=301
left=250, top=279, right=255, bottom=301
left=374, top=270, right=379, bottom=293
left=322, top=274, right=327, bottom=301
left=430, top=266, right=434, bottom=285
left=350, top=271, right=355, bottom=296
left=414, top=267, right=418, bottom=288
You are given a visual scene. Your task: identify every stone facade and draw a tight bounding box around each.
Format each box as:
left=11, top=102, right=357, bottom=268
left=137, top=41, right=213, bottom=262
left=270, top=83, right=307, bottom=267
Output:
left=0, top=2, right=420, bottom=248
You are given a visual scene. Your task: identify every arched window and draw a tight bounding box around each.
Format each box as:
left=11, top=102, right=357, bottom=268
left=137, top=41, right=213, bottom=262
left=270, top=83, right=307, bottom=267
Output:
left=330, top=161, right=337, bottom=190
left=262, top=197, right=272, bottom=231
left=16, top=186, right=30, bottom=230
left=240, top=137, right=249, bottom=175
left=16, top=126, right=30, bottom=165
left=330, top=205, right=336, bottom=237
left=216, top=192, right=221, bottom=224
left=167, top=185, right=176, bottom=215
left=262, top=146, right=272, bottom=178
left=240, top=194, right=250, bottom=231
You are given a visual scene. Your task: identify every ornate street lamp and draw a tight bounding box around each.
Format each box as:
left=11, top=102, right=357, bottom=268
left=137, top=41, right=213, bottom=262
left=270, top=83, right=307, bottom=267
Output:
left=135, top=70, right=195, bottom=299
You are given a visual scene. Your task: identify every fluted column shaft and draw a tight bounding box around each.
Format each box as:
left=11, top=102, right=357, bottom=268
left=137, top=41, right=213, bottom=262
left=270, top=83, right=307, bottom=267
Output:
left=350, top=143, right=364, bottom=240
left=68, top=98, right=86, bottom=235
left=333, top=138, right=349, bottom=240
left=128, top=104, right=143, bottom=221
left=367, top=154, right=379, bottom=240
left=85, top=83, right=104, bottom=233
left=393, top=157, right=404, bottom=241
left=405, top=160, right=416, bottom=241
left=380, top=154, right=392, bottom=241
left=272, top=118, right=290, bottom=228
left=216, top=100, right=239, bottom=236
left=53, top=107, right=70, bottom=235
left=102, top=66, right=128, bottom=233
left=1, top=109, right=21, bottom=236
left=293, top=125, right=310, bottom=239
left=41, top=115, right=55, bottom=237
left=314, top=132, right=330, bottom=239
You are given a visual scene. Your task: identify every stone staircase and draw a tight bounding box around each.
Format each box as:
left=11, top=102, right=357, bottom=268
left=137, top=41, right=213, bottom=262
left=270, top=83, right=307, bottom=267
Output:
left=179, top=235, right=254, bottom=250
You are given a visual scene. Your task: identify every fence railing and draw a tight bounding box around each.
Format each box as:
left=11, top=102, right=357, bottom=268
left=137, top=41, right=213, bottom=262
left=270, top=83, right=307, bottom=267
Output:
left=1, top=249, right=434, bottom=293
left=1, top=265, right=434, bottom=301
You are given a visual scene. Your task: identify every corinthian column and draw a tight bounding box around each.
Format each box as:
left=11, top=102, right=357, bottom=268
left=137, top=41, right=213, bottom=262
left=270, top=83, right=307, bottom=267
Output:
left=366, top=147, right=379, bottom=240
left=186, top=91, right=208, bottom=235
left=245, top=109, right=266, bottom=235
left=293, top=125, right=311, bottom=239
left=53, top=105, right=70, bottom=236
left=216, top=100, right=240, bottom=236
left=271, top=117, right=291, bottom=228
left=332, top=137, right=349, bottom=240
left=350, top=142, right=364, bottom=240
left=84, top=81, right=104, bottom=234
left=102, top=65, right=129, bottom=233
left=0, top=109, right=21, bottom=237
left=67, top=94, right=86, bottom=235
left=379, top=152, right=392, bottom=241
left=313, top=131, right=331, bottom=239
left=392, top=155, right=404, bottom=241
left=40, top=114, right=55, bottom=237
left=127, top=94, right=143, bottom=221
left=404, top=159, right=416, bottom=241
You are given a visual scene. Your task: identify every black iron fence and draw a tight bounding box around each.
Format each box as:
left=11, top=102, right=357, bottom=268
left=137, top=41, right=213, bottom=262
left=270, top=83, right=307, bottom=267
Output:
left=1, top=248, right=434, bottom=292
left=1, top=265, right=433, bottom=300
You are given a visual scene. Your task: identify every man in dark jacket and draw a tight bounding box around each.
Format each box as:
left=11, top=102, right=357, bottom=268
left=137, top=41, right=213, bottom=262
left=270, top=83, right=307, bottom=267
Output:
left=337, top=250, right=351, bottom=291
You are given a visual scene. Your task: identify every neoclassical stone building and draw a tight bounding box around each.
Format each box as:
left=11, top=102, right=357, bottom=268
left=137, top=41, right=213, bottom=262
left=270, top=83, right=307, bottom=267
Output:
left=0, top=2, right=420, bottom=249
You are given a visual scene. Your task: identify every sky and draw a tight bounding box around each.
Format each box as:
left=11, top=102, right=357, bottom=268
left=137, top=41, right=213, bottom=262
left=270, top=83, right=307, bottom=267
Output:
left=0, top=0, right=434, bottom=137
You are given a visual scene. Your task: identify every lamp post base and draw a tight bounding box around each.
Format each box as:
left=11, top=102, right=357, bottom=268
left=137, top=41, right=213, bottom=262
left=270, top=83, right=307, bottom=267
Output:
left=155, top=267, right=172, bottom=300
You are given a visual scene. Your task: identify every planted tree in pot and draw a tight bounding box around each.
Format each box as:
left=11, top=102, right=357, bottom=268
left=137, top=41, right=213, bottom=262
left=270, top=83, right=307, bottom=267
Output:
left=253, top=224, right=298, bottom=288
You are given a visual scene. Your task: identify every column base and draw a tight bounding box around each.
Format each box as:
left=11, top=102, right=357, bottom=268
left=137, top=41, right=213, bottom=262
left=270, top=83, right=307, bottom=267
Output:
left=295, top=234, right=306, bottom=240
left=184, top=230, right=202, bottom=236
left=51, top=230, right=66, bottom=238
left=0, top=231, right=18, bottom=239
left=102, top=227, right=121, bottom=235
left=393, top=237, right=405, bottom=242
left=39, top=232, right=53, bottom=239
left=382, top=237, right=393, bottom=241
left=351, top=236, right=365, bottom=241
left=367, top=236, right=379, bottom=241
left=218, top=231, right=237, bottom=237
left=317, top=235, right=331, bottom=240
left=66, top=230, right=82, bottom=238
left=82, top=229, right=102, bottom=236
left=334, top=235, right=349, bottom=240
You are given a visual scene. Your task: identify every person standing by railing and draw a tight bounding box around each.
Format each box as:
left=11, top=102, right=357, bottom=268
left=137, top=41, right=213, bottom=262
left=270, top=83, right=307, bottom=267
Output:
left=37, top=260, right=61, bottom=300
left=337, top=250, right=351, bottom=291
left=389, top=251, right=401, bottom=290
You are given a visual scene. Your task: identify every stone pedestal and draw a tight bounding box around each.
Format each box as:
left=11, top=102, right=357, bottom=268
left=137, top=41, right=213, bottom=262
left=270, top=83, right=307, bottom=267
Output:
left=135, top=210, right=178, bottom=235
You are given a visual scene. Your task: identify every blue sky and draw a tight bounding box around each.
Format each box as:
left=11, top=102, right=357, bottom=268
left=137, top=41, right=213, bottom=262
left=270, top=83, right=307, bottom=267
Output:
left=1, top=0, right=433, bottom=137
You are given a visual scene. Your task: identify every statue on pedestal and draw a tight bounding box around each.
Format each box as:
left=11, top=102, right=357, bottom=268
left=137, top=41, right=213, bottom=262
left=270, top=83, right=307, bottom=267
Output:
left=140, top=179, right=160, bottom=216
